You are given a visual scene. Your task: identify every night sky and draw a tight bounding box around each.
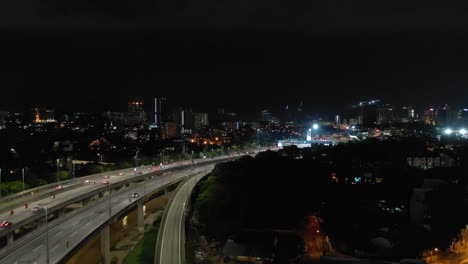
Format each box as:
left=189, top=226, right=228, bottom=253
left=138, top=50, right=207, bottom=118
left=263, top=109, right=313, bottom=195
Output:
left=1, top=1, right=468, bottom=117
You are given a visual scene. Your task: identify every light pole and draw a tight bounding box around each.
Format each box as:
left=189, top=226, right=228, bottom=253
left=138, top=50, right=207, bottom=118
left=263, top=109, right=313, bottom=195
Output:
left=0, top=168, right=2, bottom=198
left=256, top=128, right=260, bottom=153
left=108, top=183, right=111, bottom=218
left=72, top=160, right=76, bottom=183
left=22, top=168, right=25, bottom=196
left=161, top=149, right=165, bottom=166
left=56, top=159, right=60, bottom=183
left=45, top=204, right=50, bottom=264
left=135, top=150, right=140, bottom=167
left=98, top=153, right=103, bottom=173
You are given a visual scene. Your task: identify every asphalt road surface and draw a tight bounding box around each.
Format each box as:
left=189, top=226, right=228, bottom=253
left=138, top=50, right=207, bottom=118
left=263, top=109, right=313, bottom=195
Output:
left=159, top=171, right=208, bottom=264
left=0, top=164, right=213, bottom=264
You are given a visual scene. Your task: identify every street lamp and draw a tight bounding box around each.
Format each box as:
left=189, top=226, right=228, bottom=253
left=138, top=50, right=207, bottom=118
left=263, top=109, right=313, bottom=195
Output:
left=429, top=248, right=439, bottom=263
left=45, top=204, right=50, bottom=264
left=98, top=153, right=103, bottom=173
left=108, top=182, right=112, bottom=218
left=256, top=129, right=261, bottom=152
left=135, top=150, right=140, bottom=168
left=56, top=159, right=60, bottom=183
left=22, top=168, right=25, bottom=197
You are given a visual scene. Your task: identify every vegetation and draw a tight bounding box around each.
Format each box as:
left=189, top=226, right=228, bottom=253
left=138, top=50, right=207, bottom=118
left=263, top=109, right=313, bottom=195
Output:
left=125, top=218, right=161, bottom=264
left=190, top=139, right=468, bottom=261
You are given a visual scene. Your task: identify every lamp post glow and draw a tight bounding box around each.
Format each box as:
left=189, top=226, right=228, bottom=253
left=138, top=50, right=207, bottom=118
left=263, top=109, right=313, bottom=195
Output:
left=56, top=159, right=60, bottom=183
left=445, top=128, right=453, bottom=135
left=460, top=129, right=467, bottom=135
left=313, top=124, right=319, bottom=130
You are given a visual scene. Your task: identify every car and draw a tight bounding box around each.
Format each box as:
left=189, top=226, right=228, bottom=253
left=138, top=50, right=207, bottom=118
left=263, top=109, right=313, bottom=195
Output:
left=137, top=171, right=142, bottom=175
left=118, top=172, right=124, bottom=176
left=102, top=180, right=110, bottom=185
left=0, top=221, right=12, bottom=228
left=55, top=185, right=62, bottom=190
left=84, top=180, right=90, bottom=184
left=131, top=192, right=139, bottom=198
left=103, top=175, right=109, bottom=179
left=31, top=204, right=44, bottom=213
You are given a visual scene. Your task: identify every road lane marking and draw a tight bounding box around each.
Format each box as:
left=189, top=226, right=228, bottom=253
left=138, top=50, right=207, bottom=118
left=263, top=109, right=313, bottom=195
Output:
left=54, top=231, right=63, bottom=237
left=51, top=244, right=60, bottom=252
left=33, top=245, right=42, bottom=252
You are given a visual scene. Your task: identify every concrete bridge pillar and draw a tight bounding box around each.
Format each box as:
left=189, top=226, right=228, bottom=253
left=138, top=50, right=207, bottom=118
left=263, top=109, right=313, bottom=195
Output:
left=137, top=202, right=144, bottom=232
left=101, top=225, right=110, bottom=264
left=6, top=232, right=14, bottom=245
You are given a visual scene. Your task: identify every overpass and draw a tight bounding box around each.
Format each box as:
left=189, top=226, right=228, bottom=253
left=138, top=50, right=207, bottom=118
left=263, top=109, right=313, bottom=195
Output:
left=0, top=150, right=267, bottom=263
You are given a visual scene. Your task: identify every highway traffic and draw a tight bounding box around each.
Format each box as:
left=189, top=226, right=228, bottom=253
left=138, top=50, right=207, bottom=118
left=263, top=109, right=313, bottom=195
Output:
left=1, top=163, right=214, bottom=264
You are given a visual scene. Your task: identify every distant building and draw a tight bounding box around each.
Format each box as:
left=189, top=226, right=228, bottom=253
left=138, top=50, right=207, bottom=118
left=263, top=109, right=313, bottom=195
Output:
left=194, top=113, right=209, bottom=129
left=410, top=179, right=448, bottom=227
left=457, top=108, right=468, bottom=125
left=407, top=153, right=455, bottom=169
left=434, top=104, right=455, bottom=126
left=356, top=100, right=380, bottom=126
left=378, top=104, right=415, bottom=124
left=161, top=121, right=178, bottom=140
left=126, top=100, right=146, bottom=126
left=260, top=110, right=273, bottom=122
left=424, top=107, right=436, bottom=125
left=153, top=97, right=167, bottom=126
left=32, top=108, right=56, bottom=123
left=0, top=111, right=8, bottom=129
left=175, top=107, right=194, bottom=134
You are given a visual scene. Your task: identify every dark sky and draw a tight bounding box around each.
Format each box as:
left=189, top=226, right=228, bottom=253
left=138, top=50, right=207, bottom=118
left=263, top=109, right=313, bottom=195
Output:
left=1, top=1, right=468, bottom=117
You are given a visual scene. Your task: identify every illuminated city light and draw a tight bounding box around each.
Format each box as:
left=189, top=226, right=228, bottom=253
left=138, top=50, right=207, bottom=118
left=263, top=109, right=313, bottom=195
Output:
left=313, top=124, right=319, bottom=130
left=444, top=128, right=453, bottom=135
left=460, top=129, right=467, bottom=135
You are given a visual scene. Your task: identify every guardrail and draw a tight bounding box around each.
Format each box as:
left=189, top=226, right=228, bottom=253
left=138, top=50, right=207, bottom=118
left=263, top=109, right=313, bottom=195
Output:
left=55, top=168, right=213, bottom=264
left=0, top=155, right=237, bottom=242
left=0, top=165, right=155, bottom=213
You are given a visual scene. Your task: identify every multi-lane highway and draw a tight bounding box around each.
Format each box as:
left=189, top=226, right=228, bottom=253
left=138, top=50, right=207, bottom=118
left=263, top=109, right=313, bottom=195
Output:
left=0, top=156, right=234, bottom=241
left=0, top=164, right=164, bottom=240
left=158, top=170, right=206, bottom=264
left=0, top=164, right=214, bottom=264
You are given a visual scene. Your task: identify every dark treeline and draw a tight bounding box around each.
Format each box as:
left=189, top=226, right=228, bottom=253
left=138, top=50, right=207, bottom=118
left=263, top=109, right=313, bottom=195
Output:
left=191, top=139, right=468, bottom=260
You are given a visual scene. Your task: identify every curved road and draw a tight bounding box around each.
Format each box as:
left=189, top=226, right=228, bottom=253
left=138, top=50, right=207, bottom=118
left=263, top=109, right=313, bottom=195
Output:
left=0, top=164, right=213, bottom=264
left=159, top=171, right=207, bottom=264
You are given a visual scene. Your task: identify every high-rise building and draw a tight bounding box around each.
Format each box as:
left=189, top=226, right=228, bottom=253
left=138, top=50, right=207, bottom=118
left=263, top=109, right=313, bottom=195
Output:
left=260, top=110, right=273, bottom=122
left=128, top=101, right=144, bottom=113
left=176, top=107, right=194, bottom=134
left=161, top=121, right=178, bottom=140
left=357, top=100, right=380, bottom=126
left=458, top=108, right=468, bottom=125
left=126, top=100, right=146, bottom=126
left=378, top=104, right=415, bottom=124
left=435, top=104, right=455, bottom=126
left=424, top=107, right=436, bottom=125
left=154, top=97, right=167, bottom=125
left=194, top=113, right=209, bottom=129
